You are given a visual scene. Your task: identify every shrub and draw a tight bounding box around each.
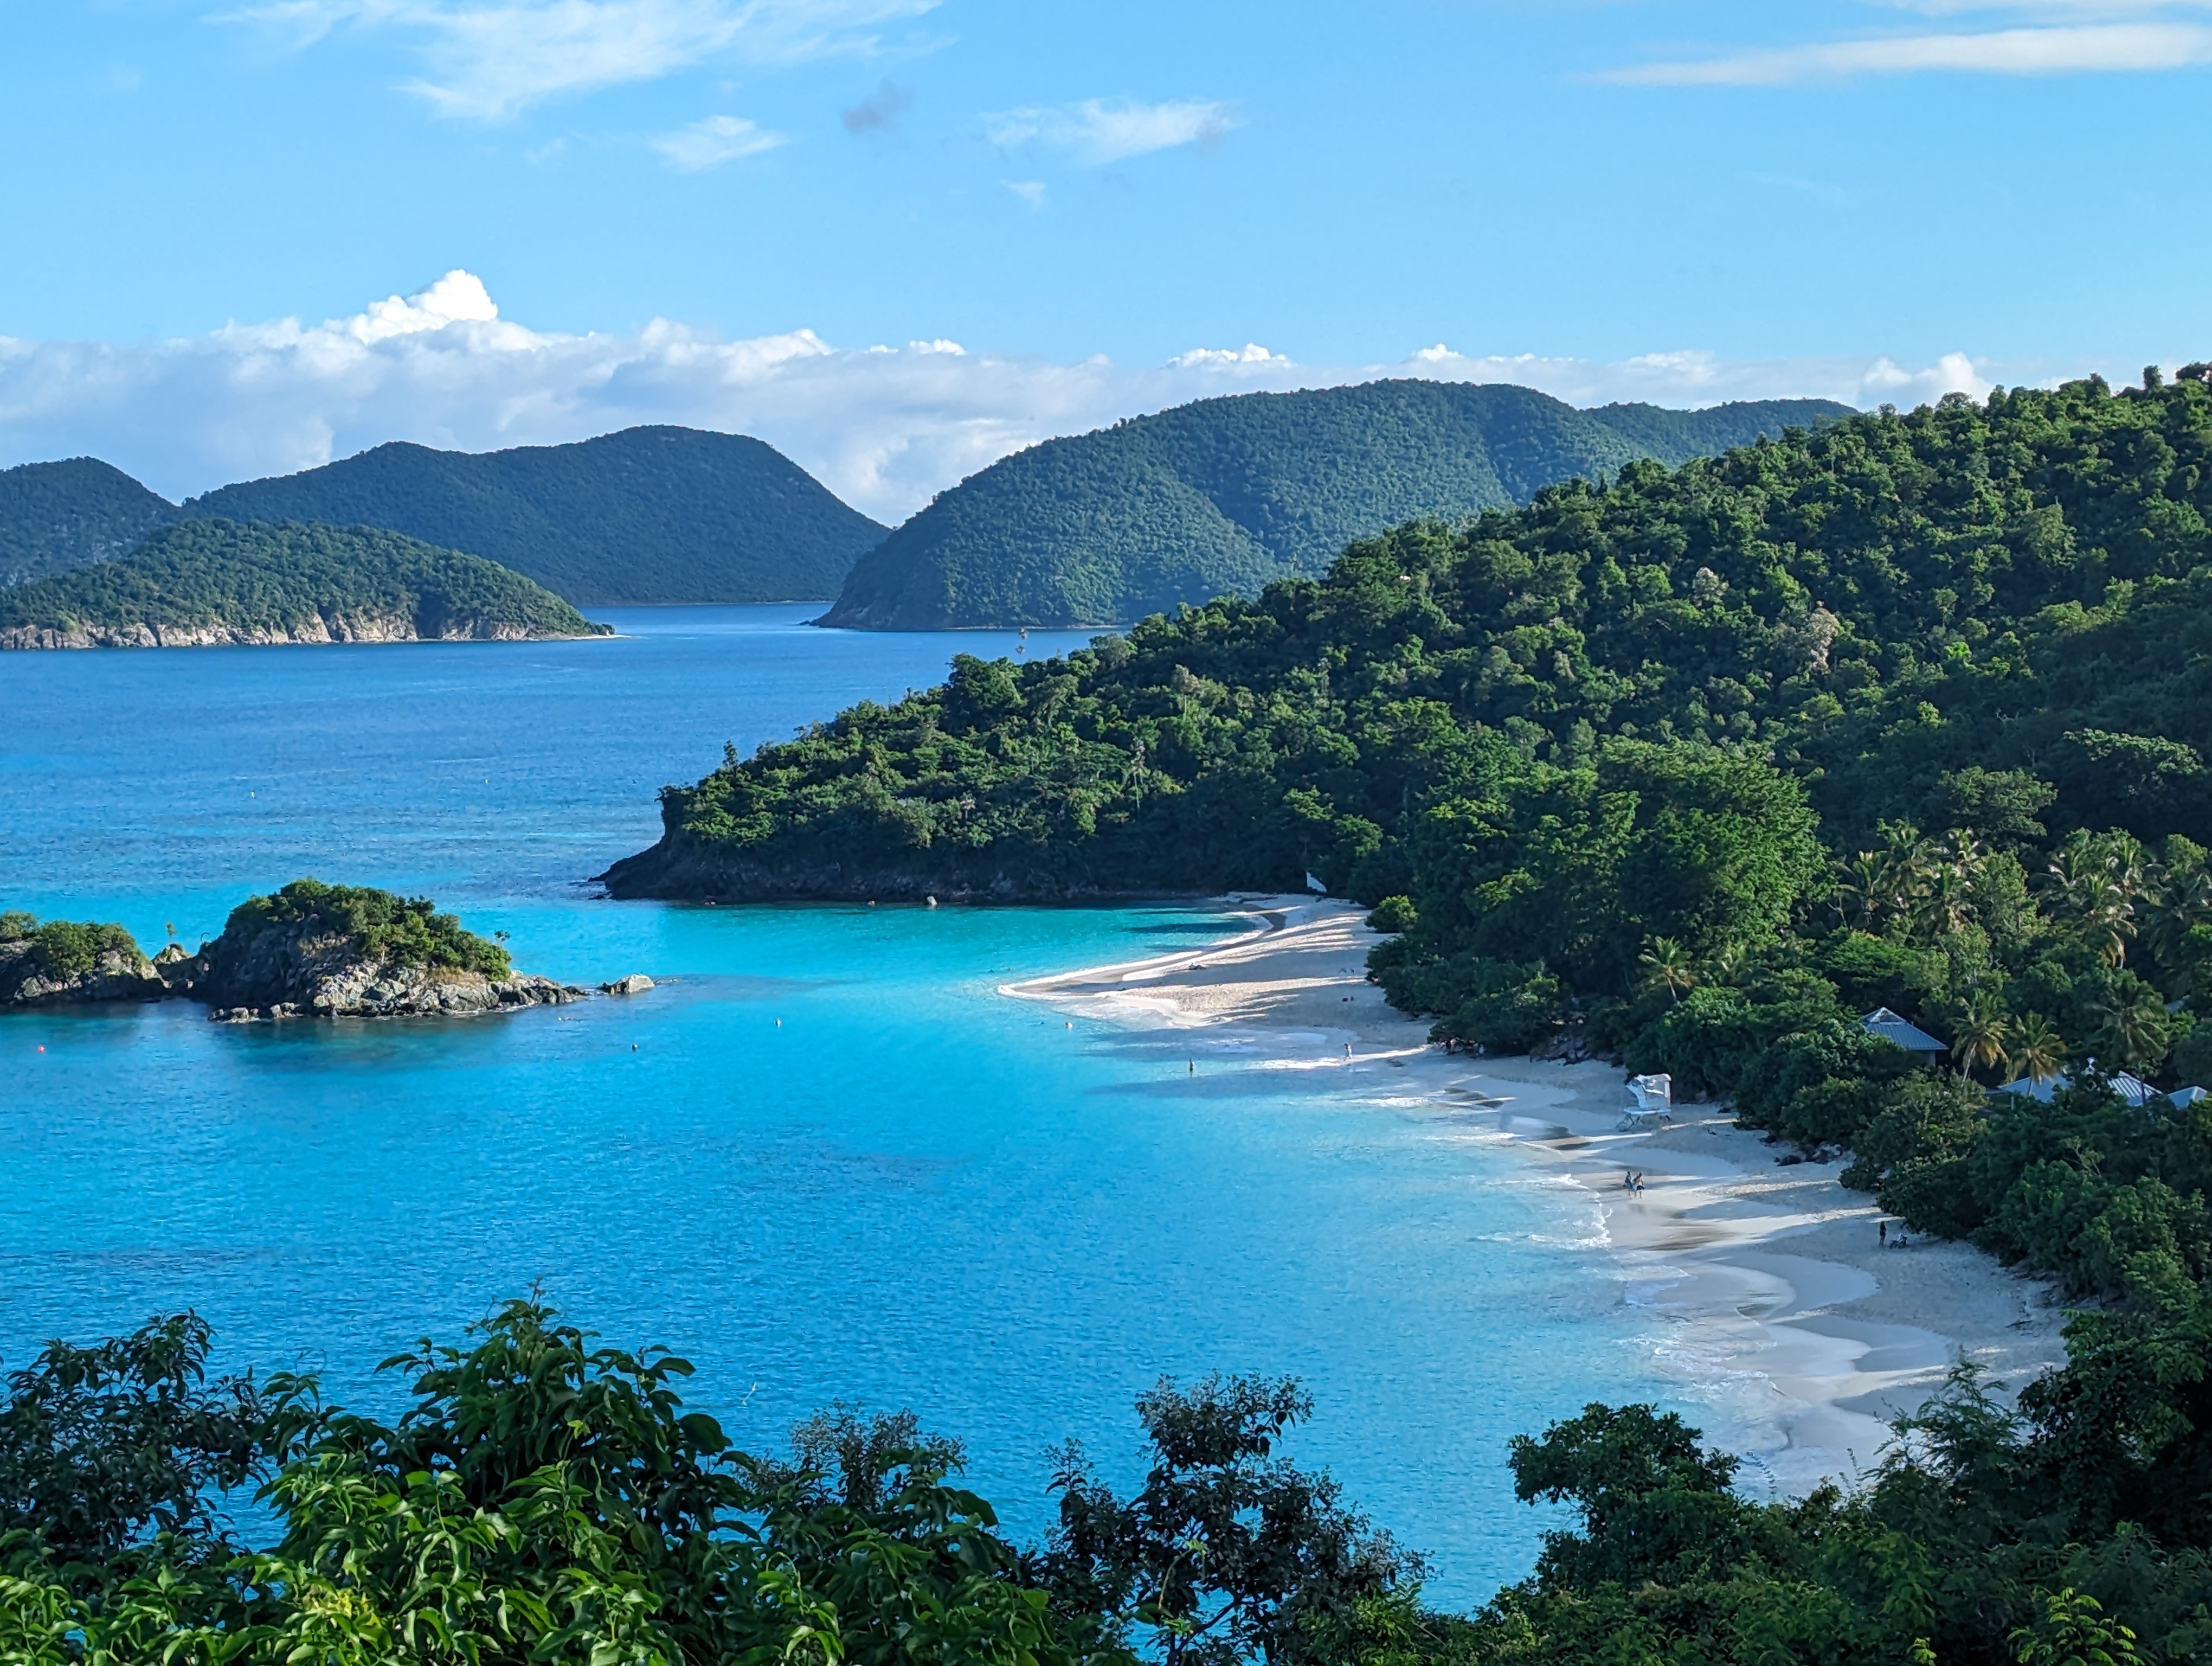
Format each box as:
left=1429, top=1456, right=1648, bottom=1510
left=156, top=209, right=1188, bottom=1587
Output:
left=223, top=879, right=511, bottom=978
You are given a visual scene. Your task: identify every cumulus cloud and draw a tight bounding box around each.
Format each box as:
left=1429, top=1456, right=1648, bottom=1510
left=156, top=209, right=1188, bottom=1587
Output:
left=652, top=114, right=785, bottom=170
left=985, top=98, right=1238, bottom=164
left=1170, top=344, right=1289, bottom=369
left=219, top=0, right=939, bottom=120
left=0, top=271, right=2060, bottom=526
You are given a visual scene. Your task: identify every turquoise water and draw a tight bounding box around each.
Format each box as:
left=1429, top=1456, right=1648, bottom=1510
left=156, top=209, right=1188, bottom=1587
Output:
left=0, top=607, right=1675, bottom=1604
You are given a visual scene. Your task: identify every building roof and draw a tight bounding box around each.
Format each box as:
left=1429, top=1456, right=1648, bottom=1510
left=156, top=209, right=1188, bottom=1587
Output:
left=1998, top=1069, right=2172, bottom=1107
left=1861, top=1007, right=1947, bottom=1054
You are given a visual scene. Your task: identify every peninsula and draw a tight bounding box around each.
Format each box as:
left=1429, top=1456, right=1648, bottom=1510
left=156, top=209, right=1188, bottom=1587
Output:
left=0, top=518, right=607, bottom=648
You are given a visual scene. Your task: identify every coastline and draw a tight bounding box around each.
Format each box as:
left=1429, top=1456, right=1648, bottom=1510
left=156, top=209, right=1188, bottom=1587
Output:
left=1006, top=898, right=2070, bottom=1498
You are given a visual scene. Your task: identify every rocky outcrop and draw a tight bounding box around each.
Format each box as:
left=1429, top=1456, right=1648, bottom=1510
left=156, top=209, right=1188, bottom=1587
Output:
left=0, top=613, right=562, bottom=651
left=195, top=918, right=586, bottom=1020
left=0, top=939, right=165, bottom=1006
left=602, top=974, right=655, bottom=995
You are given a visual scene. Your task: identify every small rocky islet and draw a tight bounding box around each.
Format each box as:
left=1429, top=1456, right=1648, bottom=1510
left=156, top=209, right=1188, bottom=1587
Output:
left=1, top=880, right=591, bottom=1021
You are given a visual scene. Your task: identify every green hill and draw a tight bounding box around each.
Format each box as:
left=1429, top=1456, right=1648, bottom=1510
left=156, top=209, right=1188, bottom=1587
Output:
left=818, top=380, right=1854, bottom=629
left=186, top=426, right=885, bottom=605
left=0, top=458, right=178, bottom=588
left=0, top=518, right=606, bottom=648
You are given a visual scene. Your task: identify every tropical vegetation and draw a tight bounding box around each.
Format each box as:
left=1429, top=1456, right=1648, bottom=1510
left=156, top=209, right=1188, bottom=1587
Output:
left=12, top=1291, right=2212, bottom=1662
left=596, top=373, right=2212, bottom=1652
left=0, top=912, right=146, bottom=980
left=0, top=520, right=604, bottom=644
left=214, top=879, right=514, bottom=978
left=820, top=381, right=1849, bottom=629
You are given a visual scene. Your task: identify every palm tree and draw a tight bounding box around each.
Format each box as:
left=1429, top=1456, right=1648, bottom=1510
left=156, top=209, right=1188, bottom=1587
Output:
left=2092, top=982, right=2172, bottom=1077
left=1639, top=937, right=1696, bottom=1003
left=1836, top=853, right=1892, bottom=931
left=2007, top=1014, right=2068, bottom=1086
left=2145, top=864, right=2212, bottom=989
left=2044, top=833, right=2138, bottom=967
left=1952, top=992, right=2011, bottom=1082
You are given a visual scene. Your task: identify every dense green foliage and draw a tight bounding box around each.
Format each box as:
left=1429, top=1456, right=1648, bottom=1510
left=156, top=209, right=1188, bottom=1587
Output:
left=217, top=879, right=514, bottom=977
left=819, top=382, right=1849, bottom=628
left=0, top=519, right=603, bottom=643
left=0, top=459, right=177, bottom=589
left=0, top=1303, right=1413, bottom=1665
left=25, top=1297, right=2212, bottom=1661
left=187, top=426, right=887, bottom=605
left=0, top=912, right=147, bottom=980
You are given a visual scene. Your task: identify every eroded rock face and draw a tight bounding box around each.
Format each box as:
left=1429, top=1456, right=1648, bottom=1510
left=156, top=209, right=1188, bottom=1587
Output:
left=196, top=921, right=586, bottom=1021
left=0, top=941, right=165, bottom=1006
left=0, top=614, right=554, bottom=651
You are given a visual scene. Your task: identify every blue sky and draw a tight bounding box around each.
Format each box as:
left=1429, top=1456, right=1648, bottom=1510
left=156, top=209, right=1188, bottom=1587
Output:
left=2, top=0, right=2208, bottom=514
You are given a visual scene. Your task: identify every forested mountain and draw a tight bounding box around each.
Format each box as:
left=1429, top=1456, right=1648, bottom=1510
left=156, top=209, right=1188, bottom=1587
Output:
left=818, top=381, right=1852, bottom=629
left=0, top=457, right=178, bottom=587
left=188, top=426, right=886, bottom=605
left=0, top=519, right=604, bottom=647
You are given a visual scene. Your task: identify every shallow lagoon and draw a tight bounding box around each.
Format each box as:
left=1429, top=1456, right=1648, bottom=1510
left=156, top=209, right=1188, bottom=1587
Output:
left=0, top=607, right=1678, bottom=1603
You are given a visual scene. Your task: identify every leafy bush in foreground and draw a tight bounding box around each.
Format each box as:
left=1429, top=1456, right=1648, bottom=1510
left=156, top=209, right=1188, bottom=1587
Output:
left=17, top=1290, right=2212, bottom=1661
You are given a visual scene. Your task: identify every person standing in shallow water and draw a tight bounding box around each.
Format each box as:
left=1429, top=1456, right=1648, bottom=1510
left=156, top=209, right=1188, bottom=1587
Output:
left=1880, top=1220, right=1888, bottom=1247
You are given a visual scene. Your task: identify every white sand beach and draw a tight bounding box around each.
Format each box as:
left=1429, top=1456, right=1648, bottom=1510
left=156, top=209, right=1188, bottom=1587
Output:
left=1006, top=898, right=2070, bottom=1498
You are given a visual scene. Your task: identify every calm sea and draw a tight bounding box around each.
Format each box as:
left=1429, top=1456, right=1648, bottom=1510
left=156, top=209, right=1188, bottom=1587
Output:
left=0, top=606, right=1680, bottom=1605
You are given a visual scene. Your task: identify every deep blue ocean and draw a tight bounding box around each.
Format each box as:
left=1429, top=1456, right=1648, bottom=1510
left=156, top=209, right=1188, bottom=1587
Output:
left=0, top=606, right=1681, bottom=1605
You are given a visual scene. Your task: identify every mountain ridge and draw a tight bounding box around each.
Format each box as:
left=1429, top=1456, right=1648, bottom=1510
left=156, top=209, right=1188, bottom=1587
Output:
left=818, top=381, right=1855, bottom=630
left=187, top=426, right=887, bottom=605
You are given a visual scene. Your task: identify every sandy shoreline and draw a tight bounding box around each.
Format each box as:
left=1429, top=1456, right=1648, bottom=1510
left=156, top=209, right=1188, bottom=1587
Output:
left=1006, top=897, right=2070, bottom=1497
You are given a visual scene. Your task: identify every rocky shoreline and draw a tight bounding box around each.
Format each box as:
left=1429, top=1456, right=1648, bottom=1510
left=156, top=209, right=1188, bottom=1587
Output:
left=2, top=887, right=599, bottom=1020
left=0, top=613, right=584, bottom=650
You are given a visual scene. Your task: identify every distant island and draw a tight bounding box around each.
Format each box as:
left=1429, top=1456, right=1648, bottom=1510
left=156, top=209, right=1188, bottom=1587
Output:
left=0, top=426, right=887, bottom=607
left=0, top=520, right=607, bottom=649
left=2, top=880, right=584, bottom=1018
left=817, top=381, right=1853, bottom=630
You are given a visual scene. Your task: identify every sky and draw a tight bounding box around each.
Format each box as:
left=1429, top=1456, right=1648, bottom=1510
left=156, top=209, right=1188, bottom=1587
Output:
left=2, top=0, right=2209, bottom=520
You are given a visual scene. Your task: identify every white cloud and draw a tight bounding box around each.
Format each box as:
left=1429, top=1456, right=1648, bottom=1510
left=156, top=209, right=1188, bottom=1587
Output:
left=652, top=114, right=785, bottom=170
left=985, top=98, right=1238, bottom=165
left=1611, top=16, right=2212, bottom=83
left=217, top=0, right=938, bottom=120
left=0, top=271, right=2084, bottom=527
left=1170, top=343, right=1289, bottom=369
left=1002, top=178, right=1047, bottom=210
left=344, top=269, right=503, bottom=341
